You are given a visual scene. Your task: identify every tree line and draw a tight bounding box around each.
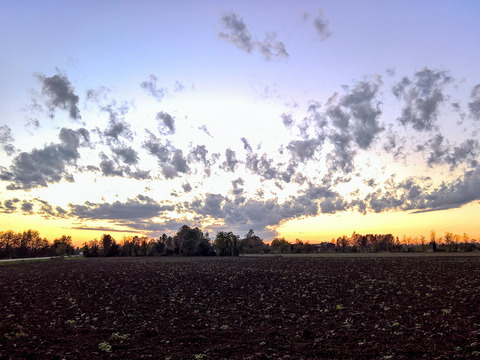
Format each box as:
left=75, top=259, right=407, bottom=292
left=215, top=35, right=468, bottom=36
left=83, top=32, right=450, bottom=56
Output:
left=1, top=226, right=478, bottom=260
left=0, top=230, right=74, bottom=259
left=81, top=226, right=266, bottom=257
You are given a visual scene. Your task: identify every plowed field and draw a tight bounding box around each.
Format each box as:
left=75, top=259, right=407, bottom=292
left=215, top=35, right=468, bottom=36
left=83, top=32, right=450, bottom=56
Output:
left=1, top=255, right=480, bottom=359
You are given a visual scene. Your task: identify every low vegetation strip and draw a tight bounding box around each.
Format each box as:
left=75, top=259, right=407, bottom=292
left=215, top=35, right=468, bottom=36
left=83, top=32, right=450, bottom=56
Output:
left=1, top=256, right=480, bottom=359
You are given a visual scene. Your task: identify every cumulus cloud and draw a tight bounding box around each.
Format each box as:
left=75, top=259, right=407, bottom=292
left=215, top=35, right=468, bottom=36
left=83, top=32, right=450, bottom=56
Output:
left=35, top=71, right=80, bottom=120
left=281, top=113, right=294, bottom=128
left=393, top=68, right=452, bottom=131
left=320, top=78, right=383, bottom=173
left=469, top=84, right=480, bottom=120
left=1, top=198, right=19, bottom=213
left=111, top=146, right=139, bottom=165
left=140, top=74, right=167, bottom=101
left=156, top=111, right=176, bottom=135
left=0, top=125, right=15, bottom=155
left=99, top=153, right=124, bottom=177
left=21, top=200, right=34, bottom=213
left=184, top=184, right=347, bottom=234
left=102, top=104, right=133, bottom=142
left=286, top=138, right=322, bottom=162
left=221, top=148, right=239, bottom=172
left=426, top=134, right=479, bottom=169
left=219, top=12, right=289, bottom=60
left=143, top=135, right=189, bottom=179
left=341, top=80, right=383, bottom=149
left=218, top=13, right=254, bottom=53
left=0, top=128, right=89, bottom=190
left=245, top=153, right=277, bottom=180
left=414, top=165, right=480, bottom=212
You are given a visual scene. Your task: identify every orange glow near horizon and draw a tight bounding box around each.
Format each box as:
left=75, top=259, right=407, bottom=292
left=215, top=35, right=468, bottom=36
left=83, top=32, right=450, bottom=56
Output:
left=2, top=202, right=479, bottom=248
left=277, top=202, right=480, bottom=243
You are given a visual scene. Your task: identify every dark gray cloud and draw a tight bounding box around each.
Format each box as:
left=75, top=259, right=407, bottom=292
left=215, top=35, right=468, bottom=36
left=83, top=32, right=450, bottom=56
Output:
left=21, top=200, right=34, bottom=213
left=469, top=84, right=480, bottom=120
left=189, top=145, right=209, bottom=165
left=69, top=195, right=172, bottom=222
left=170, top=149, right=189, bottom=174
left=279, top=162, right=297, bottom=183
left=426, top=134, right=479, bottom=169
left=286, top=138, right=322, bottom=162
left=111, top=146, right=139, bottom=165
left=184, top=184, right=346, bottom=234
left=0, top=128, right=88, bottom=190
left=95, top=149, right=148, bottom=180
left=219, top=13, right=254, bottom=53
left=99, top=153, right=124, bottom=177
left=156, top=111, right=176, bottom=135
left=231, top=177, right=244, bottom=196
left=140, top=74, right=167, bottom=101
left=241, top=137, right=253, bottom=152
left=143, top=135, right=189, bottom=179
left=219, top=12, right=288, bottom=60
left=341, top=80, right=383, bottom=149
left=32, top=198, right=68, bottom=218
left=35, top=71, right=80, bottom=120
left=0, top=125, right=15, bottom=155
left=221, top=148, right=239, bottom=172
left=1, top=198, right=19, bottom=213
left=393, top=68, right=452, bottom=131
left=413, top=165, right=480, bottom=212
left=71, top=226, right=140, bottom=233
left=245, top=153, right=277, bottom=180
left=318, top=78, right=383, bottom=173
left=102, top=104, right=133, bottom=142
left=327, top=132, right=356, bottom=173
left=182, top=182, right=192, bottom=193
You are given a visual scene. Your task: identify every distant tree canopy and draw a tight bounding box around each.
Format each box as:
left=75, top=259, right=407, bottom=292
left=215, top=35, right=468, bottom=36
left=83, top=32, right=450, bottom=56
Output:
left=1, top=226, right=478, bottom=260
left=0, top=230, right=75, bottom=259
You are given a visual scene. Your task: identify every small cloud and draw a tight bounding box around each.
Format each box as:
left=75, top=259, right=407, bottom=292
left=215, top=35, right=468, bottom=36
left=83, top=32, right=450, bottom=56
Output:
left=35, top=70, right=81, bottom=120
left=311, top=10, right=331, bottom=41
left=156, top=111, right=176, bottom=135
left=0, top=125, right=15, bottom=155
left=221, top=148, right=239, bottom=172
left=468, top=83, right=480, bottom=120
left=218, top=12, right=289, bottom=60
left=218, top=12, right=254, bottom=53
left=140, top=74, right=167, bottom=101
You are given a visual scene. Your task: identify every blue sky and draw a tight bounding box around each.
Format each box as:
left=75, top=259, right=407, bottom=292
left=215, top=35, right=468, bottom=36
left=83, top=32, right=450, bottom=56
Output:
left=1, top=1, right=480, bottom=244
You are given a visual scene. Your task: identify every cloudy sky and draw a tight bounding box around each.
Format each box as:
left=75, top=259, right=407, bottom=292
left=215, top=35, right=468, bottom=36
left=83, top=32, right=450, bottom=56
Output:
left=1, top=1, right=480, bottom=245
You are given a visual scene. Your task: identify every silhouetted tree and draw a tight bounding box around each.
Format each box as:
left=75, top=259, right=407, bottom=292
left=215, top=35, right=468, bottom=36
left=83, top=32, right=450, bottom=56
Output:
left=174, top=225, right=214, bottom=256
left=271, top=237, right=291, bottom=253
left=214, top=231, right=239, bottom=256
left=238, top=229, right=265, bottom=254
left=52, top=235, right=74, bottom=257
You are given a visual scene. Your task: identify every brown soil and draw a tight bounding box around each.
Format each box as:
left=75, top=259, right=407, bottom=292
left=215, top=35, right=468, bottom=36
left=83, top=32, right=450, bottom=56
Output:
left=1, top=256, right=480, bottom=359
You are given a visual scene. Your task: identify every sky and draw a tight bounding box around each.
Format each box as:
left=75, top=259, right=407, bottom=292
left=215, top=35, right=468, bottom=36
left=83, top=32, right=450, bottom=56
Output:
left=1, top=0, right=480, bottom=246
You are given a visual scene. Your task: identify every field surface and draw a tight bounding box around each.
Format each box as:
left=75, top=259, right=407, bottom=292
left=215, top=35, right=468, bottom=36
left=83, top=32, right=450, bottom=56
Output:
left=1, top=255, right=480, bottom=359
